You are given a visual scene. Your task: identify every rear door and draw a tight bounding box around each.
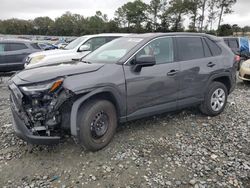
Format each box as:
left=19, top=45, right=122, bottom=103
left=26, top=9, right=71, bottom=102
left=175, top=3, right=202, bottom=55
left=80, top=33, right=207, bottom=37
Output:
left=177, top=36, right=222, bottom=107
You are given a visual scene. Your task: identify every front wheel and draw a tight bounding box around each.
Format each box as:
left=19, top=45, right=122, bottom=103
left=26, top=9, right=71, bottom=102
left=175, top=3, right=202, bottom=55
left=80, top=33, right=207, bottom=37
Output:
left=200, top=82, right=228, bottom=116
left=78, top=100, right=117, bottom=151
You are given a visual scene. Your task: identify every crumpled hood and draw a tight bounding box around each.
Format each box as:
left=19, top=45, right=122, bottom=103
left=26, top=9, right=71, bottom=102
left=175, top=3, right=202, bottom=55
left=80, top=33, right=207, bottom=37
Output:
left=28, top=49, right=74, bottom=58
left=14, top=62, right=104, bottom=84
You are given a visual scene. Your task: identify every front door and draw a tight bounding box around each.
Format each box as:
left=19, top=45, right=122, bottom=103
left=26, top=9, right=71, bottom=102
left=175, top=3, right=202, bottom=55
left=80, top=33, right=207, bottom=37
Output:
left=123, top=37, right=180, bottom=119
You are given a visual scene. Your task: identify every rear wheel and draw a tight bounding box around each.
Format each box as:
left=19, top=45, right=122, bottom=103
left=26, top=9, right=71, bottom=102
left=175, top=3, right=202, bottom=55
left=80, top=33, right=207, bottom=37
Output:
left=78, top=100, right=117, bottom=151
left=200, top=82, right=228, bottom=116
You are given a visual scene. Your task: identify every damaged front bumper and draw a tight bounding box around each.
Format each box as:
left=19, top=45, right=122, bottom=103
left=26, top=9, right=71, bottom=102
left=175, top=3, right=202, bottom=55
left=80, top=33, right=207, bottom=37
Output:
left=11, top=107, right=60, bottom=145
left=9, top=82, right=70, bottom=145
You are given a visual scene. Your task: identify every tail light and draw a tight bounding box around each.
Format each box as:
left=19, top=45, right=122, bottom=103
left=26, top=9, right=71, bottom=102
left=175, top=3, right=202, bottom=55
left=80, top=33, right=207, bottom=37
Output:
left=235, top=55, right=240, bottom=63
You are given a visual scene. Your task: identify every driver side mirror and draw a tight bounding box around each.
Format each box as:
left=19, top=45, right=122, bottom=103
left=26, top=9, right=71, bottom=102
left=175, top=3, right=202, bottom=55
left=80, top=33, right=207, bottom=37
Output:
left=133, top=55, right=156, bottom=72
left=79, top=44, right=91, bottom=52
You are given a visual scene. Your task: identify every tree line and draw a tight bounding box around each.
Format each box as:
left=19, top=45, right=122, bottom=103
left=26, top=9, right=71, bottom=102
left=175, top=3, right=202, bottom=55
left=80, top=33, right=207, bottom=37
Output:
left=0, top=0, right=244, bottom=37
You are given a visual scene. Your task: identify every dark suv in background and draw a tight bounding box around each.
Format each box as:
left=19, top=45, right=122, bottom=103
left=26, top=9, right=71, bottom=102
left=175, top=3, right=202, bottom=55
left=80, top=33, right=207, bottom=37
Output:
left=223, top=37, right=240, bottom=54
left=0, top=39, right=41, bottom=72
left=9, top=33, right=236, bottom=151
left=223, top=37, right=250, bottom=69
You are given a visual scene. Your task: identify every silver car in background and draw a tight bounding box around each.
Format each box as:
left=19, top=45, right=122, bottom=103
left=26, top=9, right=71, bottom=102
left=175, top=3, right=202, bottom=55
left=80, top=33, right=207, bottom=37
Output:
left=24, top=33, right=129, bottom=69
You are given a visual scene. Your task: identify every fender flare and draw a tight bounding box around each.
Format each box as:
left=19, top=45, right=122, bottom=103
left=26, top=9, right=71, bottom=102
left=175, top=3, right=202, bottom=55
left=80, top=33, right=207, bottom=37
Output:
left=70, top=87, right=124, bottom=137
left=206, top=71, right=235, bottom=92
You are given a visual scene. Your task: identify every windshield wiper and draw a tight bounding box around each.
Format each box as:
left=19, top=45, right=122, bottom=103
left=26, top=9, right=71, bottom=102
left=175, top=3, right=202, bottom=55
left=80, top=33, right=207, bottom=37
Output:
left=81, top=60, right=92, bottom=64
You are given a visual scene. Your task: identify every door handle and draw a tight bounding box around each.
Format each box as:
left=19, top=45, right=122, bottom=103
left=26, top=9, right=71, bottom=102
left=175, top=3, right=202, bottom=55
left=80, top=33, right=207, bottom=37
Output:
left=207, top=62, right=215, bottom=68
left=167, top=70, right=178, bottom=76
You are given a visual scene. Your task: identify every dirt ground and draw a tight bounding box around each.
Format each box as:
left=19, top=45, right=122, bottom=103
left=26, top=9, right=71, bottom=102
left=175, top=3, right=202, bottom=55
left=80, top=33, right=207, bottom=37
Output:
left=0, top=75, right=249, bottom=188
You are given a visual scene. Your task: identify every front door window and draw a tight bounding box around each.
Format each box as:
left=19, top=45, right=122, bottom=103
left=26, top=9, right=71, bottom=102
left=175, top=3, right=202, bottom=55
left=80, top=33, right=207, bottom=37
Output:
left=136, top=37, right=174, bottom=64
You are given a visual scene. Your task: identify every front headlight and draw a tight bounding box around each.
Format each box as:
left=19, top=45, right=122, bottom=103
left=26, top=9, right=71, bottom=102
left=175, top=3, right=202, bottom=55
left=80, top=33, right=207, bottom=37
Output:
left=241, top=61, right=250, bottom=69
left=20, top=78, right=64, bottom=93
left=29, top=55, right=46, bottom=65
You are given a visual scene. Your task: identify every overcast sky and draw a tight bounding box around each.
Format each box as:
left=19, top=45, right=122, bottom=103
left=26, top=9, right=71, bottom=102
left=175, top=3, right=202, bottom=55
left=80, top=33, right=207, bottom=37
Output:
left=0, top=0, right=249, bottom=28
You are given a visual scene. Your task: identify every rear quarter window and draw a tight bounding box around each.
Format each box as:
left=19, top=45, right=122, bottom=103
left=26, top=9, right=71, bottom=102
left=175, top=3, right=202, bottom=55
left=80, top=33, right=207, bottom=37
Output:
left=205, top=38, right=222, bottom=56
left=176, top=37, right=204, bottom=61
left=202, top=38, right=212, bottom=57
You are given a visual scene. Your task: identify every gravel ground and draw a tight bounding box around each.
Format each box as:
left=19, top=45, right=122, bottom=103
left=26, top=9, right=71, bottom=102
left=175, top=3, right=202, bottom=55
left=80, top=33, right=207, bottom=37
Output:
left=0, top=75, right=249, bottom=188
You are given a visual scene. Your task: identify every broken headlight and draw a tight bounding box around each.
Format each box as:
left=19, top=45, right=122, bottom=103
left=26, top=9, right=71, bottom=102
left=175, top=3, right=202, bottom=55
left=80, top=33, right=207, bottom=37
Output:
left=20, top=78, right=64, bottom=94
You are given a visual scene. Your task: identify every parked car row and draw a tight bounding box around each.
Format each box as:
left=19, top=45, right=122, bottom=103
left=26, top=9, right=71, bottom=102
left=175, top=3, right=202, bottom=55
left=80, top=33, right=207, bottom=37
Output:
left=0, top=33, right=128, bottom=72
left=222, top=36, right=250, bottom=83
left=222, top=37, right=250, bottom=67
left=8, top=33, right=237, bottom=151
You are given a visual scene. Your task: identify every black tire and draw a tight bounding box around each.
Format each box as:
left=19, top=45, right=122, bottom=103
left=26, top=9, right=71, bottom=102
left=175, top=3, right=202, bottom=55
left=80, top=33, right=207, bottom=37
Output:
left=78, top=100, right=117, bottom=151
left=200, top=82, right=228, bottom=116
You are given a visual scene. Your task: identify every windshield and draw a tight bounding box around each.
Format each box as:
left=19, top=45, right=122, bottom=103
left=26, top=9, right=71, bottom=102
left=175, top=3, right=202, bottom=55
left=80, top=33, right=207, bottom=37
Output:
left=83, top=37, right=144, bottom=64
left=64, top=37, right=87, bottom=50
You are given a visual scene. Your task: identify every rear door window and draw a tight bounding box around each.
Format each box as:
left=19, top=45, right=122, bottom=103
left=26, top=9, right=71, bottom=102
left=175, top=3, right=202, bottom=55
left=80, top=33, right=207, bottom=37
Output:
left=7, top=43, right=28, bottom=51
left=176, top=37, right=204, bottom=61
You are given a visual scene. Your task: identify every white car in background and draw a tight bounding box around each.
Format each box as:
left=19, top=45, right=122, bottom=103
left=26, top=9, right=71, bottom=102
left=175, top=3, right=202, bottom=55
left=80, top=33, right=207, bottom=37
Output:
left=24, top=33, right=129, bottom=69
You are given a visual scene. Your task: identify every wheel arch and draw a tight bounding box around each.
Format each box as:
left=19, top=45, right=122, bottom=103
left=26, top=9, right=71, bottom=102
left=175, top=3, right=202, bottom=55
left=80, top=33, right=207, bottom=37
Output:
left=212, top=76, right=231, bottom=93
left=70, top=87, right=125, bottom=137
left=207, top=72, right=234, bottom=94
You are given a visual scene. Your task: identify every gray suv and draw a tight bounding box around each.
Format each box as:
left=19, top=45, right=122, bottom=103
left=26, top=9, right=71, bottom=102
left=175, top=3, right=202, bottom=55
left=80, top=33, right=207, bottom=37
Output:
left=0, top=39, right=41, bottom=72
left=9, top=33, right=236, bottom=151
